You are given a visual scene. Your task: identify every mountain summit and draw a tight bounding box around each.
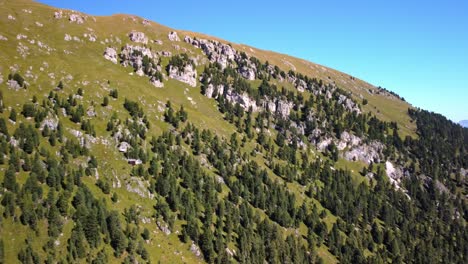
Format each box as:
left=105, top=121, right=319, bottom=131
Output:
left=0, top=0, right=466, bottom=263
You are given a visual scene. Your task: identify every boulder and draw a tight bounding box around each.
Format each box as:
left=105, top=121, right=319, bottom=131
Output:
left=157, top=221, right=171, bottom=235
left=150, top=77, right=164, bottom=88
left=103, top=47, right=117, bottom=63
left=240, top=66, right=255, bottom=80
left=168, top=31, right=180, bottom=41
left=190, top=243, right=202, bottom=258
left=7, top=79, right=21, bottom=90
left=128, top=31, right=148, bottom=44
left=69, top=14, right=84, bottom=24
left=64, top=34, right=72, bottom=41
left=54, top=11, right=63, bottom=19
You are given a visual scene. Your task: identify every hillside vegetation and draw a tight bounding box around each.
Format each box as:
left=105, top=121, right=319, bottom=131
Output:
left=0, top=0, right=466, bottom=263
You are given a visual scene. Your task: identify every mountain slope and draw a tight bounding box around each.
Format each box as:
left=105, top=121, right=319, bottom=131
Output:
left=0, top=0, right=466, bottom=264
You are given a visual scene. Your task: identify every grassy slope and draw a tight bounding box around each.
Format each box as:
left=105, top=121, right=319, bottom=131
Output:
left=0, top=0, right=417, bottom=263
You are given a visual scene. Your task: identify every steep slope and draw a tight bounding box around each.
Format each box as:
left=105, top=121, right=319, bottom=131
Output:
left=0, top=0, right=466, bottom=264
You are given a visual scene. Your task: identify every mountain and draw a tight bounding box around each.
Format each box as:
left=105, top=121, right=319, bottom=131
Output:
left=460, top=120, right=468, bottom=128
left=0, top=0, right=466, bottom=263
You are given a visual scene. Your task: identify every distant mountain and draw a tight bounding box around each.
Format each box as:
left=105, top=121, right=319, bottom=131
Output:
left=460, top=120, right=468, bottom=128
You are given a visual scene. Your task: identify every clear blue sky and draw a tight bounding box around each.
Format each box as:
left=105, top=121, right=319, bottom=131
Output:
left=37, top=0, right=468, bottom=122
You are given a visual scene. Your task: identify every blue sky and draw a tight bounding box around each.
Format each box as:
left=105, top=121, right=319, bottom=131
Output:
left=38, top=0, right=468, bottom=122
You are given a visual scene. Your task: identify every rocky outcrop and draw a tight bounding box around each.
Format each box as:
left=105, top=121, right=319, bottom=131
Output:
left=337, top=131, right=361, bottom=150
left=117, top=45, right=164, bottom=86
left=168, top=31, right=180, bottom=42
left=344, top=141, right=384, bottom=164
left=190, top=243, right=202, bottom=258
left=69, top=13, right=84, bottom=24
left=54, top=11, right=63, bottom=19
left=41, top=115, right=59, bottom=130
left=225, top=90, right=258, bottom=111
left=205, top=84, right=225, bottom=99
left=7, top=80, right=22, bottom=90
left=126, top=177, right=153, bottom=199
left=157, top=221, right=171, bottom=235
left=240, top=66, right=256, bottom=80
left=103, top=47, right=118, bottom=64
left=168, top=64, right=197, bottom=87
left=338, top=94, right=361, bottom=114
left=276, top=100, right=293, bottom=118
left=296, top=79, right=307, bottom=92
left=150, top=78, right=164, bottom=88
left=129, top=31, right=148, bottom=44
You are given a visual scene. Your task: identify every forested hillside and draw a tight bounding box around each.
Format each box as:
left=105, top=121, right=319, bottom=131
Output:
left=0, top=0, right=466, bottom=263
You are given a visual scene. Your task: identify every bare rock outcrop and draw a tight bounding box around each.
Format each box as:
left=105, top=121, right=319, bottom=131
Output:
left=103, top=47, right=118, bottom=64
left=344, top=141, right=384, bottom=164
left=129, top=31, right=148, bottom=44
left=338, top=94, right=361, bottom=114
left=54, top=10, right=63, bottom=19
left=276, top=100, right=293, bottom=118
left=69, top=13, right=84, bottom=24
left=168, top=31, right=180, bottom=42
left=168, top=64, right=197, bottom=87
left=337, top=131, right=362, bottom=150
left=239, top=66, right=256, bottom=80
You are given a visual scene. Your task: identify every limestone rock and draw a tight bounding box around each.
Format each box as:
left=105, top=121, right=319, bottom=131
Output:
left=64, top=34, right=72, bottom=41
left=69, top=13, right=84, bottom=24
left=168, top=31, right=180, bottom=42
left=344, top=141, right=384, bottom=164
left=190, top=243, right=202, bottom=258
left=240, top=66, right=256, bottom=80
left=54, top=11, right=63, bottom=19
left=157, top=221, right=171, bottom=235
left=103, top=47, right=117, bottom=64
left=150, top=77, right=164, bottom=88
left=168, top=64, right=197, bottom=87
left=276, top=100, right=293, bottom=118
left=338, top=94, right=361, bottom=114
left=7, top=79, right=21, bottom=90
left=337, top=131, right=361, bottom=150
left=128, top=31, right=148, bottom=44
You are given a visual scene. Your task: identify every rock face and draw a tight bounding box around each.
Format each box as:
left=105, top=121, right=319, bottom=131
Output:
left=168, top=64, right=197, bottom=87
left=168, top=31, right=180, bottom=42
left=103, top=47, right=118, bottom=64
left=128, top=31, right=148, bottom=44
